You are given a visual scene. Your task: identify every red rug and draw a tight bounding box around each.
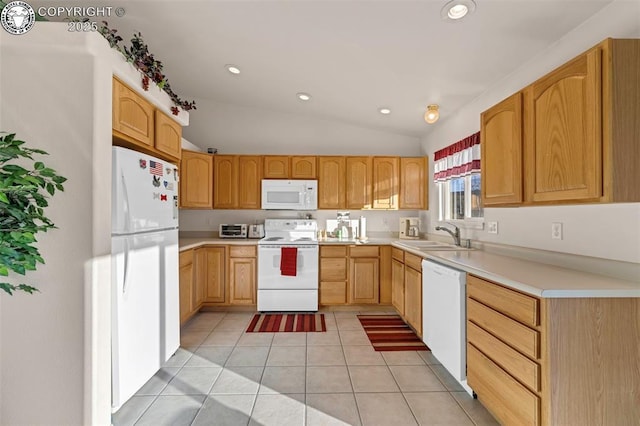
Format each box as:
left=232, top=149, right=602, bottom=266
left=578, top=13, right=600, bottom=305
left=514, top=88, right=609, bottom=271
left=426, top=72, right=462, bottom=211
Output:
left=246, top=313, right=326, bottom=333
left=358, top=314, right=430, bottom=351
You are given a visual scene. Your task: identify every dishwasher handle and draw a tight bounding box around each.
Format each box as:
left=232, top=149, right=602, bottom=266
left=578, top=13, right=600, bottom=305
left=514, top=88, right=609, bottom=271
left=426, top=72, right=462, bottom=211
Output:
left=422, top=260, right=464, bottom=278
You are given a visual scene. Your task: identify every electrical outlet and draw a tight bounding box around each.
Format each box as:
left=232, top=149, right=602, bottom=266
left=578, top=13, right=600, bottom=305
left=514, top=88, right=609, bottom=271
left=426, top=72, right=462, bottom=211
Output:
left=551, top=222, right=563, bottom=240
left=487, top=221, right=498, bottom=234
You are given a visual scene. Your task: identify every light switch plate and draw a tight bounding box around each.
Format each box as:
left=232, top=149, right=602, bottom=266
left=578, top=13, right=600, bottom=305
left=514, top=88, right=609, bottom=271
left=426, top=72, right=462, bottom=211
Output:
left=487, top=221, right=498, bottom=234
left=552, top=222, right=563, bottom=240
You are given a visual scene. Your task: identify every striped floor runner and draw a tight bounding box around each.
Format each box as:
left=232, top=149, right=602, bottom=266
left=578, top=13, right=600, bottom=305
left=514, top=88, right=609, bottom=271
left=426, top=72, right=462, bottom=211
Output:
left=357, top=314, right=430, bottom=351
left=246, top=313, right=326, bottom=333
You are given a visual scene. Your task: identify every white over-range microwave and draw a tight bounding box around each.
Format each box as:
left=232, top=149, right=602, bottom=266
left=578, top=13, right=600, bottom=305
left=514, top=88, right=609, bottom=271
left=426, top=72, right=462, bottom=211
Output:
left=261, top=179, right=318, bottom=210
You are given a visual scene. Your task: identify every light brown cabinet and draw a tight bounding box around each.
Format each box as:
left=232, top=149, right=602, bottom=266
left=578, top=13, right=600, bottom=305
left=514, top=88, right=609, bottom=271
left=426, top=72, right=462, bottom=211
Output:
left=372, top=157, right=399, bottom=209
left=346, top=157, right=373, bottom=209
left=179, top=250, right=196, bottom=325
left=201, top=246, right=226, bottom=304
left=348, top=246, right=380, bottom=304
left=154, top=110, right=182, bottom=159
left=193, top=248, right=207, bottom=308
left=180, top=150, right=213, bottom=208
left=213, top=155, right=261, bottom=209
left=290, top=156, right=317, bottom=179
left=403, top=253, right=422, bottom=336
left=391, top=248, right=405, bottom=315
left=466, top=274, right=639, bottom=426
left=263, top=156, right=289, bottom=179
left=112, top=77, right=154, bottom=148
left=318, top=156, right=346, bottom=209
left=319, top=245, right=348, bottom=305
left=399, top=157, right=427, bottom=210
left=482, top=38, right=640, bottom=206
left=112, top=77, right=183, bottom=163
left=229, top=246, right=256, bottom=305
left=481, top=92, right=523, bottom=206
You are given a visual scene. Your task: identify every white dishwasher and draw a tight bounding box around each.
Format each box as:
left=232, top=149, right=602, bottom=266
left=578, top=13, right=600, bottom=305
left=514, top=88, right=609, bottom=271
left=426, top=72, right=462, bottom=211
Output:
left=422, top=259, right=472, bottom=395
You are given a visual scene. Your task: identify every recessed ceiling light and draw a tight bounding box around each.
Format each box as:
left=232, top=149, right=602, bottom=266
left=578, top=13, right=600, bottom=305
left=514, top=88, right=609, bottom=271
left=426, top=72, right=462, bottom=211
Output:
left=441, top=0, right=476, bottom=21
left=379, top=108, right=391, bottom=115
left=225, top=64, right=241, bottom=75
left=297, top=92, right=312, bottom=101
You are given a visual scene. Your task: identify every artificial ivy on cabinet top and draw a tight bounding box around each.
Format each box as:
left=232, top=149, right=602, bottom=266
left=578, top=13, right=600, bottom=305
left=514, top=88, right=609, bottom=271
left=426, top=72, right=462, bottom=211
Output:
left=99, top=21, right=196, bottom=116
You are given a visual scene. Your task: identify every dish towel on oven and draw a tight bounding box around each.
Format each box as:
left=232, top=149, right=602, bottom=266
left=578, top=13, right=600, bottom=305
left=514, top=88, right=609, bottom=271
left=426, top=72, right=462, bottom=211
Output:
left=280, top=247, right=298, bottom=276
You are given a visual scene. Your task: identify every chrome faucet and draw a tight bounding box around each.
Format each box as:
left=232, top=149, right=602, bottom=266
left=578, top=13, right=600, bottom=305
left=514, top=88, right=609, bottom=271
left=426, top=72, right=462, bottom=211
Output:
left=435, top=223, right=461, bottom=246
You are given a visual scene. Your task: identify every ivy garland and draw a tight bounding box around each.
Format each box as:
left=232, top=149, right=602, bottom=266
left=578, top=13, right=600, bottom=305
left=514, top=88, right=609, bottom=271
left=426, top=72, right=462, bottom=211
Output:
left=99, top=22, right=196, bottom=115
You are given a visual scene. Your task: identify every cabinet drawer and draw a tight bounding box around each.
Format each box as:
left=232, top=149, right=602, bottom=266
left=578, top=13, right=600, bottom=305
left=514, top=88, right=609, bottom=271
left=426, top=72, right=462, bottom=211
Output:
left=467, top=344, right=540, bottom=426
left=229, top=245, right=256, bottom=258
left=468, top=275, right=539, bottom=327
left=391, top=247, right=404, bottom=262
left=404, top=252, right=422, bottom=271
left=468, top=322, right=540, bottom=392
left=349, top=245, right=379, bottom=257
left=179, top=250, right=193, bottom=267
left=320, top=245, right=347, bottom=257
left=320, top=258, right=347, bottom=281
left=320, top=282, right=347, bottom=304
left=468, top=299, right=540, bottom=359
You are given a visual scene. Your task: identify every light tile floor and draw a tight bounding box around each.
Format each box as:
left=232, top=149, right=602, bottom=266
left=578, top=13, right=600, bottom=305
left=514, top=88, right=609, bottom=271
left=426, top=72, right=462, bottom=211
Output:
left=113, top=310, right=499, bottom=426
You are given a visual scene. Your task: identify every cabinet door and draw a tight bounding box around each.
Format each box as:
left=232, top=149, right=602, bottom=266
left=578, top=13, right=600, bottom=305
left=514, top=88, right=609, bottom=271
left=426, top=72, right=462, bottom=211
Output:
left=179, top=263, right=193, bottom=324
left=404, top=266, right=422, bottom=336
left=204, top=247, right=226, bottom=303
left=373, top=157, right=399, bottom=209
left=229, top=257, right=256, bottom=305
left=112, top=78, right=154, bottom=147
left=154, top=110, right=182, bottom=159
left=318, top=156, right=346, bottom=209
left=213, top=155, right=238, bottom=208
left=180, top=150, right=213, bottom=208
left=291, top=156, right=317, bottom=179
left=346, top=157, right=373, bottom=209
left=238, top=156, right=262, bottom=209
left=349, top=257, right=379, bottom=304
left=391, top=259, right=405, bottom=316
left=193, top=249, right=207, bottom=308
left=399, top=157, right=427, bottom=209
left=482, top=92, right=523, bottom=205
left=525, top=47, right=602, bottom=203
left=263, top=156, right=289, bottom=179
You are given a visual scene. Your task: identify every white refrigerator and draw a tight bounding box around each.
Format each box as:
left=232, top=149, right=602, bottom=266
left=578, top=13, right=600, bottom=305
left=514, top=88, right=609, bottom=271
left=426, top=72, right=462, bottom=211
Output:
left=111, top=146, right=180, bottom=411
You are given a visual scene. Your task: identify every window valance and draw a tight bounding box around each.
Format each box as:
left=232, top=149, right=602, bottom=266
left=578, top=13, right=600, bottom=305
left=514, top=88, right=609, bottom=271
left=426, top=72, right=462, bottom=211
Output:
left=433, top=131, right=480, bottom=183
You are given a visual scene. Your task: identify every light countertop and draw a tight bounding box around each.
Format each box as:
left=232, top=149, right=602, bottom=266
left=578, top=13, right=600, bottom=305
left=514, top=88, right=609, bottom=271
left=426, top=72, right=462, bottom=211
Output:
left=179, top=236, right=639, bottom=299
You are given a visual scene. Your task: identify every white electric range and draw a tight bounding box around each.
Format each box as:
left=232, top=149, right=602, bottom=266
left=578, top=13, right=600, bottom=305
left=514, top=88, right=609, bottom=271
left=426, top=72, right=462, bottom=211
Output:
left=257, top=219, right=319, bottom=311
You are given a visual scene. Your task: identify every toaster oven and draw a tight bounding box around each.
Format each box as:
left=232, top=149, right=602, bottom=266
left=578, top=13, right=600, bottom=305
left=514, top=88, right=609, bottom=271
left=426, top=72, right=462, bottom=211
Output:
left=219, top=224, right=248, bottom=238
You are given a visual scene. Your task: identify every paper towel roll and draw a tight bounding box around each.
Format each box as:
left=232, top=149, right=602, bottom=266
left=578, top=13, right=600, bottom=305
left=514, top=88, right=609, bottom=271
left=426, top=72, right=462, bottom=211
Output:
left=359, top=216, right=367, bottom=240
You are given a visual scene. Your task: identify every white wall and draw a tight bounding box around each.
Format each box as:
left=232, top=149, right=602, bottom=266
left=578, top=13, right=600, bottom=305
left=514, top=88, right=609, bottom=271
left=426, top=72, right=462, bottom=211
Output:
left=420, top=0, right=640, bottom=264
left=180, top=209, right=420, bottom=236
left=0, top=26, right=112, bottom=425
left=183, top=97, right=421, bottom=155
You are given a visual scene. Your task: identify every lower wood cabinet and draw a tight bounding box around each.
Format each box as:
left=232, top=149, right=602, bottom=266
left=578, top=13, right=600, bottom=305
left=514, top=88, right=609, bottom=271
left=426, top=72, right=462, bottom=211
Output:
left=403, top=262, right=422, bottom=336
left=179, top=250, right=196, bottom=325
left=228, top=246, right=256, bottom=305
left=349, top=257, right=379, bottom=304
left=201, top=246, right=226, bottom=303
left=391, top=257, right=405, bottom=315
left=320, top=245, right=348, bottom=305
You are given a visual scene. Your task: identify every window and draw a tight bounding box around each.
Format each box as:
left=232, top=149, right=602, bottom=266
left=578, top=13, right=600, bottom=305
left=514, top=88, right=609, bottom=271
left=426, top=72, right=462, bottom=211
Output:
left=434, top=132, right=483, bottom=222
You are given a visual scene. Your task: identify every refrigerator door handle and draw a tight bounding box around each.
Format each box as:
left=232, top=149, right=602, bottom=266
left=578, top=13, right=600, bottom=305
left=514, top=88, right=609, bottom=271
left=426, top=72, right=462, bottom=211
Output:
left=122, top=238, right=130, bottom=295
left=121, top=170, right=132, bottom=233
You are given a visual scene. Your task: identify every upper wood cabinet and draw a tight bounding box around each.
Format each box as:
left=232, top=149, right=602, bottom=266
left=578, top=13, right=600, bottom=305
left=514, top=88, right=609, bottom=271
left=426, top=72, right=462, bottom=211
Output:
left=213, top=155, right=261, bottom=209
left=372, top=157, right=399, bottom=209
left=213, top=155, right=238, bottom=208
left=481, top=38, right=640, bottom=206
left=263, top=156, right=289, bottom=179
left=481, top=92, right=523, bottom=206
left=291, top=156, right=317, bottom=179
left=318, top=156, right=346, bottom=209
left=112, top=77, right=154, bottom=148
left=525, top=47, right=602, bottom=203
left=238, top=156, right=262, bottom=209
left=180, top=150, right=213, bottom=209
left=154, top=110, right=182, bottom=159
left=346, top=157, right=373, bottom=209
left=399, top=157, right=428, bottom=210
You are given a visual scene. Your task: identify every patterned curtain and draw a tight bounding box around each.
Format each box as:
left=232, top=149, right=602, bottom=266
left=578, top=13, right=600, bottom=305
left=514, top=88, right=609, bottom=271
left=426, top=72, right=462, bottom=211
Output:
left=433, top=131, right=481, bottom=183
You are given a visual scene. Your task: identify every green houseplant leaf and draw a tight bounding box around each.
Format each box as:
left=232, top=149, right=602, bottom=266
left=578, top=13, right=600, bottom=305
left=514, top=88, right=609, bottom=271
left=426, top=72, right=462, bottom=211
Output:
left=0, top=133, right=66, bottom=295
